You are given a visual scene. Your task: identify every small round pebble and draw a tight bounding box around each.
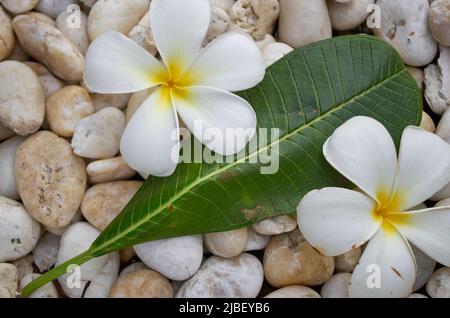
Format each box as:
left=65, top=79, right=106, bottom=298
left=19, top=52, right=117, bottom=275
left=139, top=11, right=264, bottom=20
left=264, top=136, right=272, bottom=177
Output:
left=204, top=228, right=248, bottom=258
left=426, top=267, right=450, bottom=298
left=320, top=273, right=351, bottom=298
left=110, top=269, right=173, bottom=298
left=252, top=215, right=297, bottom=235
left=86, top=157, right=136, bottom=184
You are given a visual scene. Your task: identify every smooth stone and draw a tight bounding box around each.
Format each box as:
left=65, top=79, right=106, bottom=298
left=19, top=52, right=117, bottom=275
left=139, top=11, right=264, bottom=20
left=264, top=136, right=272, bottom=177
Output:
left=32, top=232, right=60, bottom=273
left=265, top=285, right=320, bottom=298
left=110, top=269, right=173, bottom=298
left=406, top=66, right=424, bottom=91
left=0, top=263, right=18, bottom=298
left=134, top=235, right=203, bottom=281
left=12, top=15, right=84, bottom=81
left=437, top=106, right=450, bottom=143
left=0, top=197, right=40, bottom=262
left=71, top=107, right=126, bottom=159
left=0, top=136, right=26, bottom=200
left=23, top=12, right=56, bottom=26
left=15, top=131, right=87, bottom=229
left=204, top=7, right=229, bottom=44
left=81, top=181, right=143, bottom=231
left=327, top=0, right=374, bottom=31
left=19, top=273, right=59, bottom=298
left=56, top=9, right=89, bottom=54
left=424, top=45, right=450, bottom=115
left=176, top=254, right=264, bottom=298
left=204, top=228, right=247, bottom=258
left=244, top=228, right=271, bottom=252
left=229, top=0, right=280, bottom=41
left=0, top=6, right=14, bottom=61
left=46, top=86, right=95, bottom=137
left=129, top=12, right=157, bottom=55
left=263, top=228, right=334, bottom=287
left=373, top=0, right=437, bottom=67
left=120, top=262, right=147, bottom=277
left=87, top=0, right=150, bottom=40
left=429, top=0, right=450, bottom=46
left=0, top=61, right=45, bottom=135
left=56, top=222, right=120, bottom=298
left=45, top=208, right=83, bottom=236
left=87, top=157, right=136, bottom=184
left=35, top=0, right=77, bottom=18
left=0, top=0, right=39, bottom=13
left=412, top=245, right=436, bottom=292
left=421, top=111, right=436, bottom=133
left=11, top=254, right=34, bottom=280
left=252, top=215, right=297, bottom=235
left=278, top=0, right=332, bottom=48
left=25, top=62, right=64, bottom=99
left=262, top=42, right=293, bottom=67
left=320, top=273, right=351, bottom=298
left=426, top=267, right=450, bottom=298
left=92, top=93, right=131, bottom=111
left=334, top=247, right=361, bottom=273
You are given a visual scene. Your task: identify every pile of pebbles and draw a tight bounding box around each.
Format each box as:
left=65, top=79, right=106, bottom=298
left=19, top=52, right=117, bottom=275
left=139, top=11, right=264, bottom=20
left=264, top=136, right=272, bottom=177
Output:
left=1, top=0, right=450, bottom=298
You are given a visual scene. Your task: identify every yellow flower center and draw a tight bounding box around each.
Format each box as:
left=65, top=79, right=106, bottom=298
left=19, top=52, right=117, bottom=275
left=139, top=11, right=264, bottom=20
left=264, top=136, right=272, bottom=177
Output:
left=373, top=188, right=410, bottom=234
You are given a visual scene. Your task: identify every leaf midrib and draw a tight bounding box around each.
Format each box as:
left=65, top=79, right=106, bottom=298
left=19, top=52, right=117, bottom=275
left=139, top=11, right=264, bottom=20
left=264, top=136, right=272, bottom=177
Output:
left=91, top=67, right=409, bottom=255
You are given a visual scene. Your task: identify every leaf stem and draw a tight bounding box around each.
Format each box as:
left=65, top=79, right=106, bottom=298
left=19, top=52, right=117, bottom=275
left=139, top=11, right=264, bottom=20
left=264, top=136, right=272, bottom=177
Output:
left=20, top=250, right=93, bottom=298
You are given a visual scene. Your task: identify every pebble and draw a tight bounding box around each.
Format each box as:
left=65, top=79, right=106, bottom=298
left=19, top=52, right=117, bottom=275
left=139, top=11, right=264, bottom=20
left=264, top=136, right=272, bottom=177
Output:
left=0, top=197, right=40, bottom=262
left=128, top=12, right=157, bottom=55
left=278, top=0, right=332, bottom=48
left=110, top=269, right=173, bottom=298
left=429, top=0, right=450, bottom=46
left=46, top=86, right=95, bottom=138
left=25, top=62, right=64, bottom=99
left=134, top=235, right=203, bottom=281
left=373, top=0, right=437, bottom=67
left=71, top=107, right=126, bottom=159
left=56, top=9, right=90, bottom=54
left=19, top=273, right=59, bottom=298
left=244, top=228, right=271, bottom=252
left=0, top=61, right=45, bottom=135
left=32, top=232, right=60, bottom=273
left=437, top=106, right=450, bottom=143
left=0, top=136, right=26, bottom=200
left=262, top=42, right=293, bottom=67
left=265, top=285, right=320, bottom=298
left=120, top=262, right=147, bottom=277
left=81, top=181, right=143, bottom=231
left=92, top=93, right=131, bottom=111
left=12, top=15, right=84, bottom=81
left=0, top=263, right=18, bottom=298
left=0, top=0, right=39, bottom=14
left=327, top=0, right=374, bottom=31
left=205, top=7, right=230, bottom=44
left=11, top=254, right=34, bottom=280
left=425, top=45, right=450, bottom=115
left=334, top=247, right=361, bottom=273
left=204, top=228, right=248, bottom=258
left=412, top=245, right=436, bottom=292
left=426, top=267, right=450, bottom=298
left=176, top=253, right=264, bottom=298
left=263, top=229, right=334, bottom=287
left=35, top=0, right=77, bottom=18
left=15, top=131, right=87, bottom=229
left=24, top=12, right=55, bottom=26
left=421, top=111, right=436, bottom=133
left=87, top=0, right=150, bottom=40
left=406, top=66, right=425, bottom=92
left=229, top=0, right=280, bottom=41
left=56, top=222, right=120, bottom=298
left=87, top=157, right=136, bottom=184
left=320, top=273, right=351, bottom=298
left=119, top=247, right=136, bottom=263
left=0, top=6, right=14, bottom=61
left=252, top=215, right=297, bottom=235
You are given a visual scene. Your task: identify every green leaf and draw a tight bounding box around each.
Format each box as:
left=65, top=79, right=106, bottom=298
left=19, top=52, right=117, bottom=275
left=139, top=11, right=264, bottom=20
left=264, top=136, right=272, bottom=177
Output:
left=22, top=34, right=422, bottom=297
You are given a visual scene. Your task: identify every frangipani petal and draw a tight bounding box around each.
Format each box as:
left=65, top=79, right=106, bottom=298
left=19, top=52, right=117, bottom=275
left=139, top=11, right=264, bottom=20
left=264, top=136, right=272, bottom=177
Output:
left=323, top=116, right=398, bottom=204
left=391, top=206, right=450, bottom=266
left=349, top=223, right=416, bottom=298
left=120, top=88, right=180, bottom=177
left=393, top=127, right=450, bottom=211
left=186, top=32, right=266, bottom=91
left=150, top=0, right=210, bottom=78
left=173, top=86, right=256, bottom=156
left=84, top=32, right=166, bottom=94
left=297, top=188, right=381, bottom=256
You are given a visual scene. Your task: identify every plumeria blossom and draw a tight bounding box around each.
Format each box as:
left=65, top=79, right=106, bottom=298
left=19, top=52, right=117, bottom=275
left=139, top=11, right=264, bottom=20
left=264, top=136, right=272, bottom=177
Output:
left=297, top=116, right=450, bottom=298
left=84, top=0, right=265, bottom=177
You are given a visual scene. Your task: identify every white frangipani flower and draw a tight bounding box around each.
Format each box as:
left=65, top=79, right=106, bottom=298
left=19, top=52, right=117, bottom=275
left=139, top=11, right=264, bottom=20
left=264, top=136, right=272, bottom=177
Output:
left=83, top=0, right=265, bottom=177
left=297, top=116, right=450, bottom=298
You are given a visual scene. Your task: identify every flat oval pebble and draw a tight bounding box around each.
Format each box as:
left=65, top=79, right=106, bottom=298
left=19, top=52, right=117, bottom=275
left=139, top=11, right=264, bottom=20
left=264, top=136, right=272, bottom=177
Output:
left=0, top=0, right=39, bottom=14
left=35, top=0, right=77, bottom=18
left=32, top=232, right=60, bottom=273
left=86, top=157, right=136, bottom=184
left=56, top=9, right=89, bottom=54
left=0, top=196, right=40, bottom=262
left=15, top=131, right=87, bottom=229
left=81, top=181, right=143, bottom=231
left=176, top=253, right=264, bottom=298
left=244, top=228, right=271, bottom=252
left=327, top=0, right=374, bottom=31
left=110, top=269, right=173, bottom=298
left=320, top=273, right=351, bottom=298
left=265, top=285, right=321, bottom=298
left=204, top=228, right=248, bottom=258
left=134, top=235, right=203, bottom=281
left=0, top=61, right=45, bottom=135
left=426, top=267, right=450, bottom=298
left=252, top=215, right=297, bottom=235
